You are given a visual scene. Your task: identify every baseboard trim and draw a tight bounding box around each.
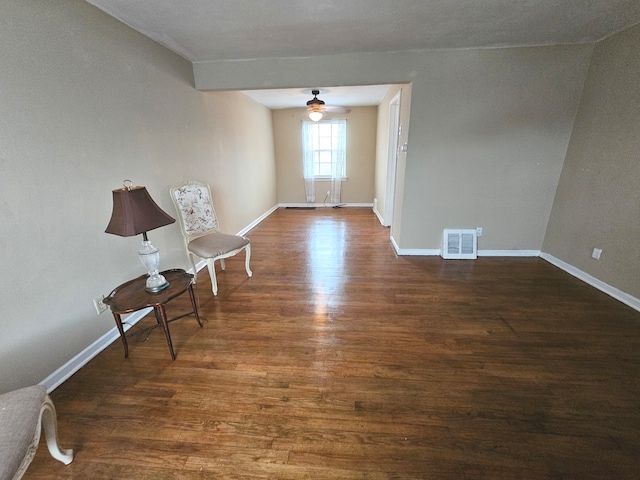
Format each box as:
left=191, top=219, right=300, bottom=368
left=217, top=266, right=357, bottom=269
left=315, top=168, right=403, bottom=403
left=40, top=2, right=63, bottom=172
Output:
left=391, top=237, right=440, bottom=256
left=372, top=205, right=385, bottom=225
left=40, top=307, right=152, bottom=393
left=237, top=204, right=278, bottom=236
left=390, top=235, right=399, bottom=253
left=278, top=202, right=373, bottom=208
left=478, top=250, right=541, bottom=257
left=397, top=248, right=441, bottom=256
left=391, top=245, right=541, bottom=257
left=540, top=253, right=640, bottom=313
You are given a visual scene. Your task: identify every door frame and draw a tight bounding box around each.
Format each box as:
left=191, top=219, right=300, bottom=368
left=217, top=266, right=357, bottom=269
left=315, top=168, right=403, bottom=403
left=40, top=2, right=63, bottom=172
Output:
left=383, top=91, right=402, bottom=227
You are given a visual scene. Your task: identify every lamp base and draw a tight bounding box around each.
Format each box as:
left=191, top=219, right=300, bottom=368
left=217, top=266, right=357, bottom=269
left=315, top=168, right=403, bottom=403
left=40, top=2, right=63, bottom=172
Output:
left=145, top=281, right=170, bottom=293
left=139, top=239, right=170, bottom=293
left=145, top=272, right=170, bottom=293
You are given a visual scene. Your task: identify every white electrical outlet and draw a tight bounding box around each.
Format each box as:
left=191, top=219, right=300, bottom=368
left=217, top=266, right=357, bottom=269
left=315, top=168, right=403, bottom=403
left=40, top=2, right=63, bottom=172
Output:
left=476, top=227, right=483, bottom=237
left=327, top=190, right=330, bottom=197
left=591, top=248, right=602, bottom=260
left=93, top=295, right=108, bottom=315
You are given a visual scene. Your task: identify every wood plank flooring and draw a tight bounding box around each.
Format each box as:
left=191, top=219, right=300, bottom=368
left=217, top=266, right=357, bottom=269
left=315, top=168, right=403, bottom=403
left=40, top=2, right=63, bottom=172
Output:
left=26, top=208, right=640, bottom=479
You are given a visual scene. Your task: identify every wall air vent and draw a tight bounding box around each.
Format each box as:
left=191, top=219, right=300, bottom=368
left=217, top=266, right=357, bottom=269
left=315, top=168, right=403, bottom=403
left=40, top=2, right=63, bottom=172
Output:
left=442, top=229, right=477, bottom=259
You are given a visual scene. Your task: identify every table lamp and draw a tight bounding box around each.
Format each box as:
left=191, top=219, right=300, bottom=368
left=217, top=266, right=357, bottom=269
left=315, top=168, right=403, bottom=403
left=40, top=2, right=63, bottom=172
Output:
left=105, top=180, right=176, bottom=292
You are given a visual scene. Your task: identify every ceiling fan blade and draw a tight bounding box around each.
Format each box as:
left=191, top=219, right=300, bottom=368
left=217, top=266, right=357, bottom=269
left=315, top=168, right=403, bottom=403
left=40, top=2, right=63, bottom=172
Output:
left=323, top=105, right=351, bottom=114
left=305, top=90, right=349, bottom=115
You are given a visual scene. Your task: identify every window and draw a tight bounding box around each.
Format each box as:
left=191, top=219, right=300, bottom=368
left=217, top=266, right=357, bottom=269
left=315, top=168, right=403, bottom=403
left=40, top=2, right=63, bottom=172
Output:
left=302, top=120, right=346, bottom=178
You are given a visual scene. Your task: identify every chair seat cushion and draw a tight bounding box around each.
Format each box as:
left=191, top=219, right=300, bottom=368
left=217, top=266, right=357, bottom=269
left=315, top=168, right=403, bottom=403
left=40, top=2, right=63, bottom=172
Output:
left=188, top=232, right=249, bottom=258
left=0, top=385, right=46, bottom=480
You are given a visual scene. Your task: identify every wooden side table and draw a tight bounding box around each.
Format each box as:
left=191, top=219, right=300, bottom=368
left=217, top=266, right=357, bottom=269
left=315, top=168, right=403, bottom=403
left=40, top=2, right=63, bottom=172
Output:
left=103, top=269, right=202, bottom=360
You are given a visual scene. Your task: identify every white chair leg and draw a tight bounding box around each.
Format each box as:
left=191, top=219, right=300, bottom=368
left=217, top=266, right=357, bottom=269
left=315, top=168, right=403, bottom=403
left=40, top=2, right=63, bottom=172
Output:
left=188, top=253, right=199, bottom=282
left=245, top=244, right=253, bottom=277
left=206, top=258, right=218, bottom=295
left=41, top=396, right=73, bottom=465
left=219, top=258, right=226, bottom=271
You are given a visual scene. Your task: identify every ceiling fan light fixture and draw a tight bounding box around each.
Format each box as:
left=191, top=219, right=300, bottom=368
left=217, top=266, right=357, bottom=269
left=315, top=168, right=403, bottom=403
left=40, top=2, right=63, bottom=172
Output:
left=306, top=90, right=325, bottom=108
left=305, top=89, right=348, bottom=120
left=309, top=110, right=323, bottom=121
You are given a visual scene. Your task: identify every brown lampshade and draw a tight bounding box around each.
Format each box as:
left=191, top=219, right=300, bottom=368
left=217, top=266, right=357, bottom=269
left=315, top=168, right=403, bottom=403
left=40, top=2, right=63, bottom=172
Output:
left=105, top=185, right=175, bottom=237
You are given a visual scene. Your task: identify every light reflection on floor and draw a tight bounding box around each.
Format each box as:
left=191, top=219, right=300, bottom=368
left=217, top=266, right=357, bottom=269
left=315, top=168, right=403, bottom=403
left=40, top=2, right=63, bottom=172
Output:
left=307, top=216, right=347, bottom=313
left=306, top=216, right=347, bottom=358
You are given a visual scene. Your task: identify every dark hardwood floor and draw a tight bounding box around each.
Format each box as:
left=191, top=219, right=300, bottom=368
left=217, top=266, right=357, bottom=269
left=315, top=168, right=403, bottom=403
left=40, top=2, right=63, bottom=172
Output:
left=27, top=208, right=640, bottom=479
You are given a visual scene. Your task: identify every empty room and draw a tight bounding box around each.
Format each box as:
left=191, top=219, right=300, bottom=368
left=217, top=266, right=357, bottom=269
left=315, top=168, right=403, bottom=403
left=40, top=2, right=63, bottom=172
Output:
left=1, top=1, right=639, bottom=478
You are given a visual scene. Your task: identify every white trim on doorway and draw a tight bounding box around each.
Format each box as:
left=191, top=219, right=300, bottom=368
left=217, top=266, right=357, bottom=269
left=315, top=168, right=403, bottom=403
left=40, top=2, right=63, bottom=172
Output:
left=383, top=91, right=402, bottom=227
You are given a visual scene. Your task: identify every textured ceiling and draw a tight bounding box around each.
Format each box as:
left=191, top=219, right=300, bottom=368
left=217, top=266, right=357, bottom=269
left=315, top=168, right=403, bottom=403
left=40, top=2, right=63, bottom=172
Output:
left=85, top=0, right=640, bottom=108
left=86, top=0, right=640, bottom=62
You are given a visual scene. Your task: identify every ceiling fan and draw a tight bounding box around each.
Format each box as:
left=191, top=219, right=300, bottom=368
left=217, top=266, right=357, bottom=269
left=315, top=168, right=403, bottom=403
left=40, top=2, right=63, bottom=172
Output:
left=306, top=89, right=350, bottom=121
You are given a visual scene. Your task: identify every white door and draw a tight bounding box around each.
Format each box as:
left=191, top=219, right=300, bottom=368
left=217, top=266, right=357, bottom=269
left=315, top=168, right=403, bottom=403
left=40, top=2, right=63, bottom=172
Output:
left=383, top=91, right=401, bottom=227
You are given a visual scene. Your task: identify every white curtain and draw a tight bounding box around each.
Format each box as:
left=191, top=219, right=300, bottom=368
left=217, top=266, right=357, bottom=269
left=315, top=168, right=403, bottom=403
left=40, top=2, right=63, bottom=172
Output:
left=330, top=120, right=347, bottom=204
left=302, top=122, right=316, bottom=202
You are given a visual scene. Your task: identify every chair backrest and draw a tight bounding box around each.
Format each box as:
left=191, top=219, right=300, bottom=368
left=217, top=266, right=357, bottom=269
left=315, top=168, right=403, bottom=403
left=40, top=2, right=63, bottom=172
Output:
left=170, top=181, right=221, bottom=242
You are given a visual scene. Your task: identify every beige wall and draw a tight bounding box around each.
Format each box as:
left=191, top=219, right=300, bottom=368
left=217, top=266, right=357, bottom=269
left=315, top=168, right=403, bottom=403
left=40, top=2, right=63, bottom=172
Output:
left=272, top=107, right=378, bottom=204
left=198, top=91, right=277, bottom=233
left=543, top=24, right=640, bottom=299
left=400, top=47, right=592, bottom=252
left=0, top=0, right=276, bottom=393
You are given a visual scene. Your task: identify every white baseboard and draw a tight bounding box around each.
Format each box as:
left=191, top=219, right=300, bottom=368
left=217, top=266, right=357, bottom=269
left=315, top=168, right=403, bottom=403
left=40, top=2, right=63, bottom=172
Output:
left=391, top=245, right=541, bottom=258
left=478, top=250, right=541, bottom=257
left=279, top=202, right=373, bottom=208
left=390, top=236, right=440, bottom=256
left=540, top=253, right=640, bottom=312
left=373, top=206, right=384, bottom=225
left=40, top=307, right=152, bottom=393
left=398, top=248, right=441, bottom=255
left=238, top=204, right=279, bottom=236
left=279, top=203, right=324, bottom=208
left=390, top=235, right=399, bottom=253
